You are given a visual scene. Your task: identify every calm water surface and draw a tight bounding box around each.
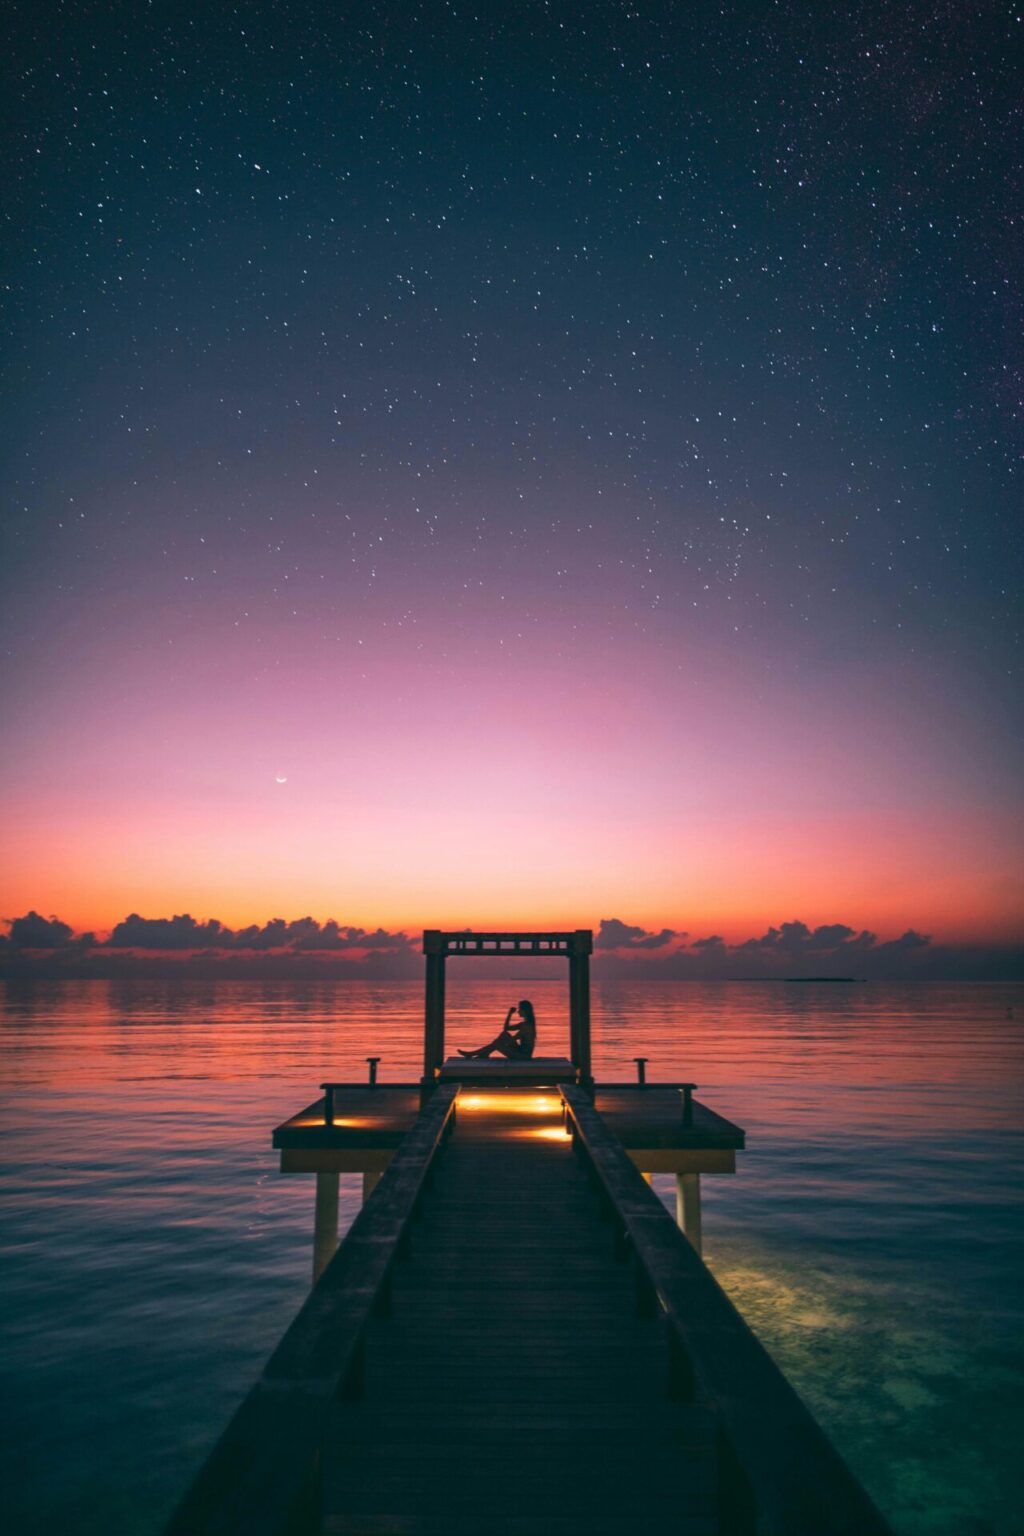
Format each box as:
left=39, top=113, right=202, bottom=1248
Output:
left=1, top=978, right=1022, bottom=1534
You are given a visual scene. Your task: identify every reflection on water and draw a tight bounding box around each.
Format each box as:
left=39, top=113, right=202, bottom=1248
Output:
left=1, top=978, right=1022, bottom=1535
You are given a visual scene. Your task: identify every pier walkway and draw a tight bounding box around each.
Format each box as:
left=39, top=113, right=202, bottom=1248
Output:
left=169, top=1081, right=891, bottom=1536
left=321, top=1092, right=715, bottom=1535
left=166, top=930, right=892, bottom=1536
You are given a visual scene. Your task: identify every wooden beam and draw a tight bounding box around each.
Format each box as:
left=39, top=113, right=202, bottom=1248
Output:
left=568, top=953, right=581, bottom=1067
left=625, top=1149, right=735, bottom=1174
left=422, top=930, right=593, bottom=956
left=312, top=1171, right=339, bottom=1283
left=575, top=949, right=592, bottom=1081
left=164, top=1084, right=459, bottom=1536
left=561, top=1086, right=893, bottom=1536
left=280, top=1149, right=395, bottom=1174
left=676, top=1172, right=702, bottom=1256
left=423, top=951, right=445, bottom=1078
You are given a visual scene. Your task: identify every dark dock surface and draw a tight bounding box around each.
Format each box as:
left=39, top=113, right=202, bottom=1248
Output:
left=167, top=932, right=891, bottom=1536
left=273, top=1076, right=744, bottom=1165
left=171, top=1083, right=891, bottom=1536
left=321, top=1093, right=716, bottom=1535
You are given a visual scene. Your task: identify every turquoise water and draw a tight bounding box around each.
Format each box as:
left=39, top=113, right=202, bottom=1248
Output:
left=1, top=978, right=1021, bottom=1534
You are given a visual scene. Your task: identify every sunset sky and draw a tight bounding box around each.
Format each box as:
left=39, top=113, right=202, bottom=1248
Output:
left=2, top=4, right=1021, bottom=961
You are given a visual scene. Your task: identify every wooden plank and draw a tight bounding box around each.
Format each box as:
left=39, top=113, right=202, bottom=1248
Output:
left=281, top=1150, right=396, bottom=1173
left=595, top=1086, right=745, bottom=1149
left=326, top=1519, right=714, bottom=1536
left=562, top=1085, right=893, bottom=1536
left=320, top=1091, right=720, bottom=1535
left=164, top=1084, right=458, bottom=1536
left=626, top=1148, right=736, bottom=1174
left=172, top=1076, right=888, bottom=1536
left=274, top=1089, right=424, bottom=1149
left=437, top=1056, right=577, bottom=1084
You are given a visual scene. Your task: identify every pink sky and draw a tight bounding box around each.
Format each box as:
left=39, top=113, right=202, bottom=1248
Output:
left=3, top=608, right=1020, bottom=944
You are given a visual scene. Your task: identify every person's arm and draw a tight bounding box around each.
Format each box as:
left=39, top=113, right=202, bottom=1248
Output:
left=503, top=1006, right=516, bottom=1026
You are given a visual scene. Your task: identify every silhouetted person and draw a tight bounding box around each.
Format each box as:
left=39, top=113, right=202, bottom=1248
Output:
left=458, top=999, right=537, bottom=1059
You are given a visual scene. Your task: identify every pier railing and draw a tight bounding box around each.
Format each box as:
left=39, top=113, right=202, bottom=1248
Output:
left=164, top=1082, right=459, bottom=1536
left=560, top=1085, right=893, bottom=1536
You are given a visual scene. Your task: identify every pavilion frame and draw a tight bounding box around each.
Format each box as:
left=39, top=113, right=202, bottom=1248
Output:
left=421, top=930, right=593, bottom=1086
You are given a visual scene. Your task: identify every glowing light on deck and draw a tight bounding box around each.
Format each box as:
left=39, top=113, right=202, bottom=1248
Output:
left=294, top=1114, right=378, bottom=1129
left=458, top=1093, right=561, bottom=1114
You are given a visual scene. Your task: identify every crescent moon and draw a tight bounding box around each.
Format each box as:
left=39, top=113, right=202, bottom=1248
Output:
left=275, top=775, right=288, bottom=784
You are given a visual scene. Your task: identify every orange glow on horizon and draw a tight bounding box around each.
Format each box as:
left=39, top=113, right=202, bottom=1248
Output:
left=3, top=799, right=1020, bottom=951
left=2, top=632, right=1021, bottom=952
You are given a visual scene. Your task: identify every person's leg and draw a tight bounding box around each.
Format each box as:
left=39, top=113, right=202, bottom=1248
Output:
left=460, top=1029, right=520, bottom=1059
left=492, top=1030, right=525, bottom=1059
left=458, top=1033, right=504, bottom=1058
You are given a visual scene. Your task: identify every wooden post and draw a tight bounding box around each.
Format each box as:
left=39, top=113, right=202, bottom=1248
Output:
left=568, top=954, right=581, bottom=1068
left=573, top=932, right=592, bottom=1084
left=423, top=939, right=446, bottom=1080
left=313, top=1170, right=340, bottom=1283
left=676, top=1172, right=702, bottom=1257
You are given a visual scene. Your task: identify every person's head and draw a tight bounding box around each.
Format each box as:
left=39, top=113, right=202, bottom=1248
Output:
left=517, top=999, right=536, bottom=1027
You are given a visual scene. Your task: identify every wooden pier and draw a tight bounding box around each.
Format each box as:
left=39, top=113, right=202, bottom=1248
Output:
left=165, top=931, right=892, bottom=1536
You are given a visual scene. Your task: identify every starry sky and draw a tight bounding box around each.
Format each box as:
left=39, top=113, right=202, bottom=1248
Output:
left=2, top=1, right=1021, bottom=958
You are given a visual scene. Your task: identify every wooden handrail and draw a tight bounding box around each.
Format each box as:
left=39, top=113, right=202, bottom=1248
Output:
left=164, top=1083, right=459, bottom=1536
left=560, top=1085, right=893, bottom=1536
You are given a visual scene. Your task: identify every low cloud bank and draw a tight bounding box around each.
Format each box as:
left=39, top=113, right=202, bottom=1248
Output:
left=104, top=913, right=413, bottom=954
left=0, top=910, right=419, bottom=978
left=593, top=917, right=1021, bottom=980
left=6, top=911, right=95, bottom=949
left=594, top=918, right=680, bottom=951
left=593, top=915, right=928, bottom=969
left=1, top=911, right=1020, bottom=980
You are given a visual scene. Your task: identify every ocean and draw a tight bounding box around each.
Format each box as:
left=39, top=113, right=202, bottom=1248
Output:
left=1, top=977, right=1021, bottom=1534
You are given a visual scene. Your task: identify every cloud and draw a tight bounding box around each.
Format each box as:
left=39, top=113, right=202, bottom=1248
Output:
left=288, top=921, right=414, bottom=952
left=875, top=928, right=930, bottom=954
left=0, top=909, right=419, bottom=979
left=595, top=918, right=681, bottom=951
left=732, top=920, right=878, bottom=957
left=5, top=911, right=82, bottom=948
left=1, top=911, right=1019, bottom=981
left=106, top=913, right=234, bottom=949
left=230, top=917, right=293, bottom=950
left=702, top=918, right=935, bottom=972
left=101, top=913, right=415, bottom=953
left=593, top=918, right=963, bottom=979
